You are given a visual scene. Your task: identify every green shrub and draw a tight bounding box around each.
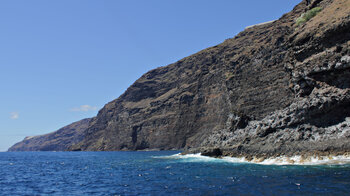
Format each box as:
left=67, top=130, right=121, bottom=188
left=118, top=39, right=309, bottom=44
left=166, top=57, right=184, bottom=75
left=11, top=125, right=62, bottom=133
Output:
left=296, top=7, right=322, bottom=26
left=225, top=72, right=234, bottom=80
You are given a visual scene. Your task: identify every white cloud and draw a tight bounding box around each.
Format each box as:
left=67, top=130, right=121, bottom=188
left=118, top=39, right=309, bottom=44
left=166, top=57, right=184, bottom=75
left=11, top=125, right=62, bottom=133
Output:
left=70, top=105, right=98, bottom=112
left=10, top=112, right=19, bottom=119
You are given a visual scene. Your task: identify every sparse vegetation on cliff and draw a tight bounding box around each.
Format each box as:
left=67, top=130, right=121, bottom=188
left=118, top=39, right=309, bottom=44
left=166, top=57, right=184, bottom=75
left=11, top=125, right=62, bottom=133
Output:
left=296, top=7, right=322, bottom=26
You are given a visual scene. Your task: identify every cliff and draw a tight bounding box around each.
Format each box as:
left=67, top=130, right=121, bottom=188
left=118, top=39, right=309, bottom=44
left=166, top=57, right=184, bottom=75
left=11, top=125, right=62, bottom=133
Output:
left=190, top=0, right=350, bottom=158
left=8, top=118, right=91, bottom=151
left=9, top=0, right=350, bottom=158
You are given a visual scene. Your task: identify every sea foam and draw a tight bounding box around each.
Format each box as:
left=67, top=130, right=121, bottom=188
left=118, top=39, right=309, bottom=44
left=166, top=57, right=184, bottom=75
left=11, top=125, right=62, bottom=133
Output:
left=153, top=153, right=223, bottom=163
left=223, top=155, right=350, bottom=165
left=156, top=153, right=350, bottom=165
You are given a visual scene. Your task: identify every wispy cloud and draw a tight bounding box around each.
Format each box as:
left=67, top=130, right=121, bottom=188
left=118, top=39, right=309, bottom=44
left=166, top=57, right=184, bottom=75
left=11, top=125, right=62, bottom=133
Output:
left=10, top=112, right=19, bottom=120
left=70, top=105, right=98, bottom=112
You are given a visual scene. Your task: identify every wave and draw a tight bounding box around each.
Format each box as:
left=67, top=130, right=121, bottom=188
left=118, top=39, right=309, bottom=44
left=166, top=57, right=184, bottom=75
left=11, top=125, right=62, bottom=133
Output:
left=223, top=155, right=350, bottom=165
left=152, top=153, right=224, bottom=163
left=154, top=153, right=350, bottom=165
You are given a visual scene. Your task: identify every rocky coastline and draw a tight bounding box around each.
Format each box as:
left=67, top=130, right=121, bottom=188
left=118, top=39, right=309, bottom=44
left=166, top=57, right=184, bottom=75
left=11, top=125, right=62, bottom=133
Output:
left=9, top=0, right=350, bottom=161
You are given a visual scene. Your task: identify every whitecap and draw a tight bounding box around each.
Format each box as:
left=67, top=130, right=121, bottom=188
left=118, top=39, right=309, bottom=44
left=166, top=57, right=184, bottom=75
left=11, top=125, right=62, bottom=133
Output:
left=154, top=153, right=350, bottom=165
left=223, top=155, right=350, bottom=165
left=153, top=153, right=224, bottom=163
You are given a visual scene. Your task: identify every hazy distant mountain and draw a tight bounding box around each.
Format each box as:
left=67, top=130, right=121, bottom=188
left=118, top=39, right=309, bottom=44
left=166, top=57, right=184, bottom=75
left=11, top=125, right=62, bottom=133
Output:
left=8, top=118, right=91, bottom=151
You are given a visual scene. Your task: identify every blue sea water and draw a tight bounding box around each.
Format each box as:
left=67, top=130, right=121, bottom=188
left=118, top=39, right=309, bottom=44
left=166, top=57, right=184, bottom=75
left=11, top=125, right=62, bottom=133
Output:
left=0, top=151, right=350, bottom=195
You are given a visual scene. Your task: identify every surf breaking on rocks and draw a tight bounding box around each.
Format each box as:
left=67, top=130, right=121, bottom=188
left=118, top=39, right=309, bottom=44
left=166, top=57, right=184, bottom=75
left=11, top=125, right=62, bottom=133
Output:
left=154, top=153, right=350, bottom=165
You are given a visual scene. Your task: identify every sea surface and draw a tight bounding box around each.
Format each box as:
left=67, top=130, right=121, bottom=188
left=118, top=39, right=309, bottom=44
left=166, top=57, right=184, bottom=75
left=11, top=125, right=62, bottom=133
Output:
left=1, top=151, right=350, bottom=195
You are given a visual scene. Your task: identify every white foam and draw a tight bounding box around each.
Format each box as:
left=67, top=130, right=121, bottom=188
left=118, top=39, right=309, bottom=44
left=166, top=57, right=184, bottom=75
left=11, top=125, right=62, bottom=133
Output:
left=155, top=153, right=350, bottom=165
left=256, top=155, right=350, bottom=165
left=153, top=153, right=223, bottom=163
left=223, top=155, right=350, bottom=165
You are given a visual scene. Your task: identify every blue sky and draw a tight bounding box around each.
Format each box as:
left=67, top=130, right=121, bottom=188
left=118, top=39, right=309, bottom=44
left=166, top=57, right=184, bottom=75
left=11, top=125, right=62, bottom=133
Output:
left=0, top=0, right=301, bottom=151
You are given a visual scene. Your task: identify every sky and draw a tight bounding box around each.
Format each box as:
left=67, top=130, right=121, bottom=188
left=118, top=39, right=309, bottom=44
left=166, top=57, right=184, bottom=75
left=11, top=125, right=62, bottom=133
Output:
left=0, top=0, right=301, bottom=151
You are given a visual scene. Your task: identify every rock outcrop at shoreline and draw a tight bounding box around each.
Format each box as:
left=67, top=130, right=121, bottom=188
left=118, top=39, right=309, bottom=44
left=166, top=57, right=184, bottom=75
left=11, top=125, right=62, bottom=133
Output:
left=9, top=0, right=350, bottom=159
left=185, top=0, right=350, bottom=158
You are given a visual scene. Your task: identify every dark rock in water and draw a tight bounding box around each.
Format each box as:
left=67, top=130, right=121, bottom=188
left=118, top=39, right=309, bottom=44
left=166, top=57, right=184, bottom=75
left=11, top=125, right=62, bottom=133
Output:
left=9, top=0, right=350, bottom=158
left=8, top=118, right=91, bottom=151
left=201, top=148, right=223, bottom=157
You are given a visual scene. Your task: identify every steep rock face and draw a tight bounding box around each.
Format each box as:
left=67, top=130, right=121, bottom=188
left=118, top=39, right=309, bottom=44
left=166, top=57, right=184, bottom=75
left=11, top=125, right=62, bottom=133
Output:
left=70, top=50, right=235, bottom=150
left=189, top=0, right=350, bottom=158
left=71, top=0, right=350, bottom=153
left=69, top=5, right=301, bottom=151
left=8, top=118, right=92, bottom=151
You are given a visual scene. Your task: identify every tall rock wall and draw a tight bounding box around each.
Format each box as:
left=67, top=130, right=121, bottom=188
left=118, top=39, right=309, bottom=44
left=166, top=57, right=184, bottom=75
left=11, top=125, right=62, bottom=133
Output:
left=191, top=0, right=350, bottom=158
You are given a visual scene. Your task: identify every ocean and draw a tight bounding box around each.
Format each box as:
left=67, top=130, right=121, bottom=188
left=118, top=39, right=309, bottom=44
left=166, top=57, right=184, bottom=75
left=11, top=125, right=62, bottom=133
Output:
left=1, top=151, right=350, bottom=195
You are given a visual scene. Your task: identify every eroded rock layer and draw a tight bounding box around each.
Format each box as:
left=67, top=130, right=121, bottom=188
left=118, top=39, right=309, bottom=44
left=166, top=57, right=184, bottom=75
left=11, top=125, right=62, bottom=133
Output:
left=187, top=0, right=350, bottom=158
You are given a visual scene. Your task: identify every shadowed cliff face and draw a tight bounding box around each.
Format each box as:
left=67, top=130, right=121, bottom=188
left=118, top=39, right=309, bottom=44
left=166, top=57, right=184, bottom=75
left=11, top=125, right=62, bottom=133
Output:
left=70, top=0, right=350, bottom=154
left=8, top=118, right=91, bottom=151
left=70, top=49, right=235, bottom=150
left=190, top=0, right=350, bottom=158
left=69, top=13, right=297, bottom=151
left=10, top=0, right=350, bottom=157
left=69, top=0, right=305, bottom=151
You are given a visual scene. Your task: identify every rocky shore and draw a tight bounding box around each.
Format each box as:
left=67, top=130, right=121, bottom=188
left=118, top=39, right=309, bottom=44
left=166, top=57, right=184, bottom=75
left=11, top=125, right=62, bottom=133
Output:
left=184, top=0, right=350, bottom=159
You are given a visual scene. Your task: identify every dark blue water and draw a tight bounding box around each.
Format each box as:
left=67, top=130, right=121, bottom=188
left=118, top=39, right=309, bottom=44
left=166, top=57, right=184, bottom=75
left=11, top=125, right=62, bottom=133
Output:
left=1, top=151, right=350, bottom=195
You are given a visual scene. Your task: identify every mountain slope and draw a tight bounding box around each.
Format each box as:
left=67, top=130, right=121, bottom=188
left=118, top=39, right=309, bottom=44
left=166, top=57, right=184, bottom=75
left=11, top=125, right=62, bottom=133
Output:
left=190, top=0, right=350, bottom=158
left=71, top=0, right=350, bottom=154
left=9, top=0, right=350, bottom=159
left=8, top=118, right=91, bottom=151
left=69, top=11, right=297, bottom=151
